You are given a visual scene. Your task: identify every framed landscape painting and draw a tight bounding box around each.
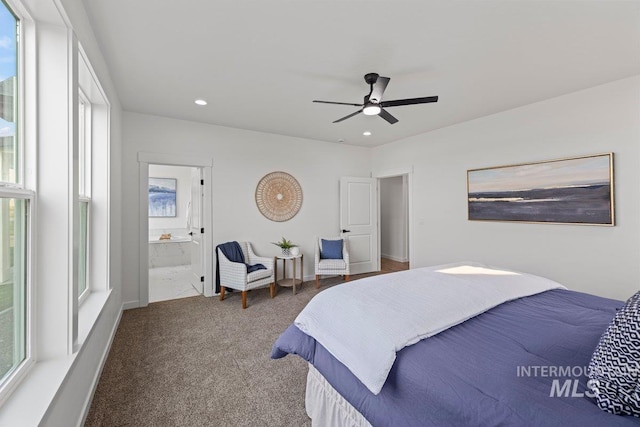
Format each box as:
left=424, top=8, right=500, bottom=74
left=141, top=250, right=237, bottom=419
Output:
left=467, top=153, right=614, bottom=225
left=149, top=177, right=177, bottom=217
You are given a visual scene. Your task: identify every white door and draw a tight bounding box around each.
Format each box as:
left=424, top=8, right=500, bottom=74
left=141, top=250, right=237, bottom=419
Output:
left=190, top=168, right=204, bottom=293
left=340, top=177, right=379, bottom=275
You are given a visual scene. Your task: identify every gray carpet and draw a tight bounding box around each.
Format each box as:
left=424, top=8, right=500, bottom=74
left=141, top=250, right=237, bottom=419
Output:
left=85, top=276, right=363, bottom=426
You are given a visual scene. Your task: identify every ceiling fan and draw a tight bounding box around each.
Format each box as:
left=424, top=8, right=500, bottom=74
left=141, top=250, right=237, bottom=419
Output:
left=313, top=72, right=438, bottom=124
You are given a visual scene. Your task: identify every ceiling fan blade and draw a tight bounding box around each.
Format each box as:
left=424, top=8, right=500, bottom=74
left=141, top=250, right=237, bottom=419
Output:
left=333, top=109, right=363, bottom=123
left=369, top=76, right=390, bottom=103
left=313, top=100, right=363, bottom=107
left=379, top=109, right=398, bottom=124
left=380, top=96, right=438, bottom=108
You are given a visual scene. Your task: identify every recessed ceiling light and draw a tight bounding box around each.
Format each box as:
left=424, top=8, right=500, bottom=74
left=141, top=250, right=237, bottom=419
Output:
left=195, top=99, right=207, bottom=106
left=363, top=131, right=372, bottom=136
left=338, top=138, right=345, bottom=143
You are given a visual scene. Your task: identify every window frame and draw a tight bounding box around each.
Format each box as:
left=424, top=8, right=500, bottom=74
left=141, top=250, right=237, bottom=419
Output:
left=0, top=187, right=34, bottom=404
left=77, top=42, right=111, bottom=303
left=78, top=89, right=91, bottom=198
left=77, top=88, right=91, bottom=304
left=77, top=197, right=90, bottom=304
left=0, top=0, right=35, bottom=405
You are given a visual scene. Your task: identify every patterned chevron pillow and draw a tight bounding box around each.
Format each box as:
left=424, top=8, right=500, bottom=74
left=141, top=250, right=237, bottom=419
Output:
left=588, top=291, right=640, bottom=416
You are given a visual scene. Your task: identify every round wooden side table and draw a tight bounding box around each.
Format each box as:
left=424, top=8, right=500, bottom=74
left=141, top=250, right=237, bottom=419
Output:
left=274, top=253, right=303, bottom=295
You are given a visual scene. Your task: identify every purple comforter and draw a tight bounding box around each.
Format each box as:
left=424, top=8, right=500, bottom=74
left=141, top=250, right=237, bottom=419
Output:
left=272, top=289, right=640, bottom=426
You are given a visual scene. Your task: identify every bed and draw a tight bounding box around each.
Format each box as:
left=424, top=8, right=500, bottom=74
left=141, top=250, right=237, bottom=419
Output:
left=271, top=262, right=640, bottom=426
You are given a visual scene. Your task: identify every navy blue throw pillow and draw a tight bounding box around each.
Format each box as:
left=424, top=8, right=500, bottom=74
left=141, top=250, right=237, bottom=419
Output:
left=320, top=239, right=343, bottom=259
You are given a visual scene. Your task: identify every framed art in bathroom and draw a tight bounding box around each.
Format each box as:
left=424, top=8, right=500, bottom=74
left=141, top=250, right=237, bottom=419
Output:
left=149, top=177, right=177, bottom=217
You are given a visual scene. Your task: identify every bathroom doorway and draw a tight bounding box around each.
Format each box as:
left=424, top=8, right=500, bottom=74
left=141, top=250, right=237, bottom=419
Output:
left=138, top=151, right=214, bottom=307
left=148, top=164, right=202, bottom=302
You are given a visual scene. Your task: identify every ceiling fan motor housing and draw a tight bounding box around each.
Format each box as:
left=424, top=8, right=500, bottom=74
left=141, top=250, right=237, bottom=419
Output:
left=364, top=73, right=379, bottom=85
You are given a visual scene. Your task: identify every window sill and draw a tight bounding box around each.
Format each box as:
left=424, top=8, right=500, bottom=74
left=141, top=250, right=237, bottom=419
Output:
left=0, top=357, right=74, bottom=426
left=0, top=289, right=113, bottom=426
left=78, top=289, right=112, bottom=346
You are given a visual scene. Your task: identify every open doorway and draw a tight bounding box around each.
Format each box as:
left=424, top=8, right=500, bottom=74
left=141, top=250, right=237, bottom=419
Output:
left=148, top=164, right=202, bottom=302
left=138, top=152, right=214, bottom=308
left=379, top=175, right=409, bottom=273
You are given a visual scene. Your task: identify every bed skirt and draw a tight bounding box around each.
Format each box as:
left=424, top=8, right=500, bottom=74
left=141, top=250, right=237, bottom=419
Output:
left=306, top=364, right=372, bottom=427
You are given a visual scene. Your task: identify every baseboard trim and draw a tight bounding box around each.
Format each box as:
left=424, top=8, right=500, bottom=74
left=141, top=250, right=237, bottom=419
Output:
left=122, top=300, right=140, bottom=310
left=381, top=254, right=408, bottom=263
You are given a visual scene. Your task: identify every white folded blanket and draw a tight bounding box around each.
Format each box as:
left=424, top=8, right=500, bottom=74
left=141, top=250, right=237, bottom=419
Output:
left=294, top=262, right=565, bottom=395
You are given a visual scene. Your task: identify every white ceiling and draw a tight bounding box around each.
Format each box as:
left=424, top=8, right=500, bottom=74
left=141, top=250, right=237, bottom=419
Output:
left=82, top=0, right=640, bottom=147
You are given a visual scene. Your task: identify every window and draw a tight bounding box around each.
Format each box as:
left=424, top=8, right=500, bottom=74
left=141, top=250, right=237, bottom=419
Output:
left=0, top=0, right=30, bottom=395
left=78, top=199, right=89, bottom=299
left=77, top=91, right=90, bottom=302
left=0, top=0, right=112, bottom=419
left=76, top=43, right=111, bottom=311
left=0, top=1, right=18, bottom=184
left=78, top=92, right=91, bottom=198
left=0, top=194, right=27, bottom=385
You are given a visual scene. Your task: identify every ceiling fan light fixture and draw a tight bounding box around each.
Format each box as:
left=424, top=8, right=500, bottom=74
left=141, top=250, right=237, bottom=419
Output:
left=362, top=104, right=381, bottom=116
left=313, top=72, right=438, bottom=124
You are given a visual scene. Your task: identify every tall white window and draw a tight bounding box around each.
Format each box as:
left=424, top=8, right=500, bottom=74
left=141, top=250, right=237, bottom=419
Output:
left=78, top=91, right=91, bottom=302
left=0, top=0, right=31, bottom=393
left=76, top=44, right=110, bottom=310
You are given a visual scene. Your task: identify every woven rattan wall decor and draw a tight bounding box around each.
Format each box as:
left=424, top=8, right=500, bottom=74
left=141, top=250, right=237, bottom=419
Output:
left=255, top=171, right=303, bottom=222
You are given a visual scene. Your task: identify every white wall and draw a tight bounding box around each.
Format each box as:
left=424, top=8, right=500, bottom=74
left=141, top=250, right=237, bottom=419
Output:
left=380, top=176, right=408, bottom=262
left=373, top=75, right=640, bottom=301
left=148, top=164, right=193, bottom=234
left=122, top=112, right=372, bottom=307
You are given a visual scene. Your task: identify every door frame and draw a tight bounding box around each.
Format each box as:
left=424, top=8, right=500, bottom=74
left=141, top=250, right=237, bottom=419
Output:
left=189, top=167, right=204, bottom=293
left=373, top=167, right=413, bottom=269
left=138, top=152, right=214, bottom=307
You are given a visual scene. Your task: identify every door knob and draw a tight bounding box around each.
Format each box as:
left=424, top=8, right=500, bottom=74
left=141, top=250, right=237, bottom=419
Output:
left=341, top=229, right=351, bottom=233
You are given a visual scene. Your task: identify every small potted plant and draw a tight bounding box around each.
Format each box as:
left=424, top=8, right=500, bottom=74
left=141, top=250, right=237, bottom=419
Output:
left=272, top=237, right=297, bottom=257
